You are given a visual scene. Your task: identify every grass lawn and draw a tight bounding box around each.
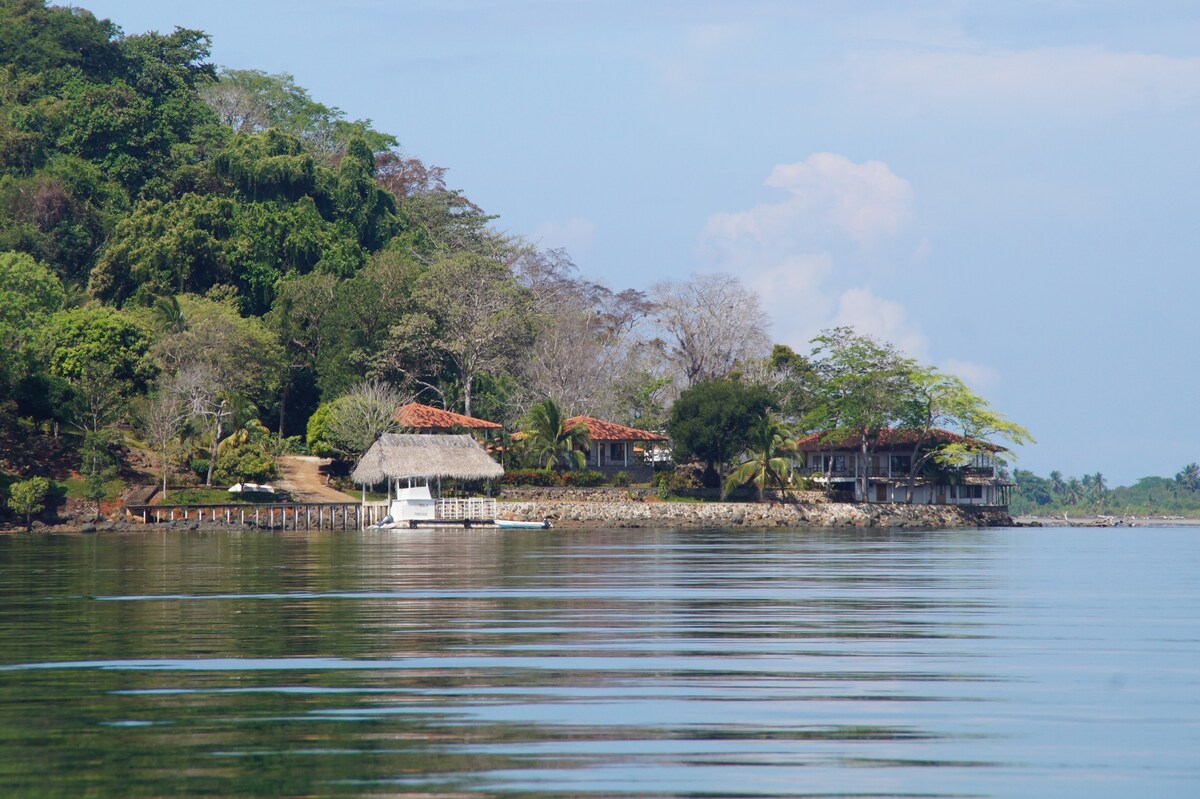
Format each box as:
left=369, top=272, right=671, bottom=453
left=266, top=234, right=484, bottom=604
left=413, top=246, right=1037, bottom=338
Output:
left=155, top=487, right=289, bottom=505
left=54, top=477, right=123, bottom=502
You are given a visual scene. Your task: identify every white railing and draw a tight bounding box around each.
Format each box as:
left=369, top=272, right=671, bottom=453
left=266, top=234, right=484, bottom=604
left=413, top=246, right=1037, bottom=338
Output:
left=436, top=497, right=497, bottom=520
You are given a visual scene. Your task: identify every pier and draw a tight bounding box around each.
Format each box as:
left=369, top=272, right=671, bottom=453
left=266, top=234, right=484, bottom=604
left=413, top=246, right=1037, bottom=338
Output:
left=125, top=501, right=393, bottom=531
left=124, top=496, right=500, bottom=531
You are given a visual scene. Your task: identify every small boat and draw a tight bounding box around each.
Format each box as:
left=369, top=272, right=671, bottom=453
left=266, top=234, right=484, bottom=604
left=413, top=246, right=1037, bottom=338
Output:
left=494, top=518, right=553, bottom=530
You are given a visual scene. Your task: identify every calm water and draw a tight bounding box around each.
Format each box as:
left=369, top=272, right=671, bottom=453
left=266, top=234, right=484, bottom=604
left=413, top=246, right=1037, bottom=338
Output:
left=0, top=526, right=1198, bottom=798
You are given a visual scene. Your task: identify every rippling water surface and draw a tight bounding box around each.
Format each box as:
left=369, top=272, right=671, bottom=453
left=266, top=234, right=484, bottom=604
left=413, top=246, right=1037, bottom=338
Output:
left=1, top=526, right=1198, bottom=797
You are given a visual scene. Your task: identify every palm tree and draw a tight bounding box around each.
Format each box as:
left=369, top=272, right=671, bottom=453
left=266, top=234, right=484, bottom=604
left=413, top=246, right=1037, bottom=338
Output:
left=1064, top=477, right=1083, bottom=506
left=521, top=399, right=590, bottom=471
left=1049, top=470, right=1066, bottom=498
left=152, top=294, right=186, bottom=334
left=723, top=416, right=796, bottom=501
left=1176, top=463, right=1200, bottom=493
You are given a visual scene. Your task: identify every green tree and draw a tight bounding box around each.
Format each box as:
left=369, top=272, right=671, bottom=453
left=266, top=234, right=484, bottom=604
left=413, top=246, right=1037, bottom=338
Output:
left=898, top=366, right=1032, bottom=502
left=381, top=253, right=536, bottom=418
left=667, top=378, right=773, bottom=490
left=810, top=327, right=916, bottom=501
left=0, top=251, right=65, bottom=341
left=212, top=419, right=278, bottom=485
left=1176, top=463, right=1200, bottom=493
left=7, top=476, right=50, bottom=532
left=154, top=293, right=283, bottom=484
left=723, top=416, right=796, bottom=501
left=317, top=250, right=421, bottom=398
left=79, top=429, right=117, bottom=521
left=520, top=398, right=589, bottom=471
left=201, top=68, right=396, bottom=158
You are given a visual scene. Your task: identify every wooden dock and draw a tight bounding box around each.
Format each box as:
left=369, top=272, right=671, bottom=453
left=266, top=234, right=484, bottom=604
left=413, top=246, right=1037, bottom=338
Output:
left=123, top=497, right=501, bottom=531
left=124, top=501, right=393, bottom=531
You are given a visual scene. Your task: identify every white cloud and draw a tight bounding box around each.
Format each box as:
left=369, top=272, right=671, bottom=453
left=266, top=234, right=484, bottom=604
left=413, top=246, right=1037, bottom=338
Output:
left=531, top=216, right=596, bottom=254
left=832, top=287, right=929, bottom=360
left=700, top=153, right=1000, bottom=387
left=939, top=357, right=1001, bottom=393
left=703, top=152, right=913, bottom=248
left=843, top=45, right=1200, bottom=118
left=700, top=153, right=919, bottom=350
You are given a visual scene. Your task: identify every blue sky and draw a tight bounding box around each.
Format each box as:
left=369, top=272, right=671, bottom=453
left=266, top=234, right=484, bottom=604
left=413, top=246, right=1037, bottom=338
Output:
left=86, top=1, right=1200, bottom=486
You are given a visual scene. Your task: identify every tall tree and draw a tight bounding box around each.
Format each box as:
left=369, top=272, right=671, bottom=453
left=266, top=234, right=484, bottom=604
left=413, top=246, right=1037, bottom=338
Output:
left=667, top=378, right=773, bottom=490
left=1175, top=463, right=1200, bottom=493
left=153, top=294, right=283, bottom=484
left=651, top=273, right=770, bottom=386
left=136, top=387, right=188, bottom=498
left=810, top=327, right=916, bottom=502
left=381, top=253, right=535, bottom=418
left=897, top=366, right=1032, bottom=502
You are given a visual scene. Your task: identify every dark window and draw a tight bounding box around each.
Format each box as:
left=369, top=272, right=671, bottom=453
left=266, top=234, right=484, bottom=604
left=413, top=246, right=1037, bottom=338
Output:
left=890, top=455, right=911, bottom=473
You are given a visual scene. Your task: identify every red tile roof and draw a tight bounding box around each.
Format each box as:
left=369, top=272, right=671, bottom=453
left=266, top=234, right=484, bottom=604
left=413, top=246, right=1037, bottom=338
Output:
left=564, top=415, right=668, bottom=442
left=395, top=403, right=501, bottom=431
left=796, top=427, right=1003, bottom=451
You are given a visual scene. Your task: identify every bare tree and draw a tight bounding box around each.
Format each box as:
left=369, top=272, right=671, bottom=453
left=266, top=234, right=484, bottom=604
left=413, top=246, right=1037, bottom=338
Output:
left=509, top=248, right=663, bottom=423
left=651, top=273, right=771, bottom=386
left=325, top=379, right=411, bottom=457
left=173, top=362, right=234, bottom=487
left=138, top=389, right=189, bottom=498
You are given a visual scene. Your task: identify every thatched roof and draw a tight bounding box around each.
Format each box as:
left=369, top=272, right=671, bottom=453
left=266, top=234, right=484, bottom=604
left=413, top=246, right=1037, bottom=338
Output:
left=352, top=433, right=504, bottom=485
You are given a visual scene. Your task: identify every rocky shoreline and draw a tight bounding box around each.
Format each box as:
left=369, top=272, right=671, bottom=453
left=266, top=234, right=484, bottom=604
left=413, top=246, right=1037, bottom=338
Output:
left=7, top=495, right=1011, bottom=534
left=500, top=500, right=1011, bottom=529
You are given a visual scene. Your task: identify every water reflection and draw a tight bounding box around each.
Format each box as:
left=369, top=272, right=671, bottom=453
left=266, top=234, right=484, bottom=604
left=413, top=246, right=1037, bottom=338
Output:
left=0, top=527, right=1198, bottom=797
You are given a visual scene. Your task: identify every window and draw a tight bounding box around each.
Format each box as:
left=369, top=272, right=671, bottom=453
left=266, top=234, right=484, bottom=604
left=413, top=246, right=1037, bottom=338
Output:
left=609, top=442, right=625, bottom=462
left=889, top=455, right=911, bottom=474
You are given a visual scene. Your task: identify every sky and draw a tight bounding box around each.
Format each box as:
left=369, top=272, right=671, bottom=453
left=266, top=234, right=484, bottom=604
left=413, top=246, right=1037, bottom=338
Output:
left=83, top=0, right=1200, bottom=487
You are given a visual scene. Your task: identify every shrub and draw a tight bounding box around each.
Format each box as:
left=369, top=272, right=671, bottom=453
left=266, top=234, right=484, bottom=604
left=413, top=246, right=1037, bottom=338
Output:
left=612, top=470, right=631, bottom=487
left=560, top=470, right=605, bottom=487
left=653, top=470, right=693, bottom=500
left=500, top=469, right=560, bottom=487
left=7, top=477, right=50, bottom=531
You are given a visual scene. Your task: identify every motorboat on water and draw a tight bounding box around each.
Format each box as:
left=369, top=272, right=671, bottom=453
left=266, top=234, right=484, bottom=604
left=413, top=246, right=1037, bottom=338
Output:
left=494, top=518, right=553, bottom=530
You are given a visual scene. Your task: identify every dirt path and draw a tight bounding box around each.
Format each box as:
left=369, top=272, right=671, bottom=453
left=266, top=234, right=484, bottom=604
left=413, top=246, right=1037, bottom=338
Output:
left=276, top=456, right=356, bottom=502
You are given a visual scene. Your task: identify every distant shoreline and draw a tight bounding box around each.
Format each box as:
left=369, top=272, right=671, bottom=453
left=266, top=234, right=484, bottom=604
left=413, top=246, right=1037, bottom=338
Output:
left=1015, top=515, right=1200, bottom=527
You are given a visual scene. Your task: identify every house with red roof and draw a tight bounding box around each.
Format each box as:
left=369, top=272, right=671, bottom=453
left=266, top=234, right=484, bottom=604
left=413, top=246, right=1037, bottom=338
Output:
left=395, top=403, right=502, bottom=437
left=795, top=428, right=1013, bottom=506
left=563, top=415, right=669, bottom=476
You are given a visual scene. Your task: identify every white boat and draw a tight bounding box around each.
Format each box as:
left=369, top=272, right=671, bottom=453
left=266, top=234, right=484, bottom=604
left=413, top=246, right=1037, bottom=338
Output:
left=494, top=518, right=553, bottom=530
left=367, top=481, right=498, bottom=530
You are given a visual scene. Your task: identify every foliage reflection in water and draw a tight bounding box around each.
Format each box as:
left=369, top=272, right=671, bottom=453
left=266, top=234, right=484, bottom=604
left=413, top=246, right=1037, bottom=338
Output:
left=0, top=526, right=1198, bottom=797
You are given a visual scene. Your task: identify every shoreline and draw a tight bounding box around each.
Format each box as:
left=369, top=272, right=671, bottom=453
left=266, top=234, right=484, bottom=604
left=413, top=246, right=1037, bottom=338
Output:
left=1014, top=514, right=1200, bottom=527
left=7, top=499, right=1014, bottom=533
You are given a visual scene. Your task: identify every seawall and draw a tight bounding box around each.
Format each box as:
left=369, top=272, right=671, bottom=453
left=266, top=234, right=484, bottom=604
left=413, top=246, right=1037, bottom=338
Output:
left=499, top=499, right=1011, bottom=529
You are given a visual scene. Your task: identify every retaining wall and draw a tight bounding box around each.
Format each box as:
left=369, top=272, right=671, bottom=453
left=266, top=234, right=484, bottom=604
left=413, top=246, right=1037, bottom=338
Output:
left=499, top=499, right=1011, bottom=529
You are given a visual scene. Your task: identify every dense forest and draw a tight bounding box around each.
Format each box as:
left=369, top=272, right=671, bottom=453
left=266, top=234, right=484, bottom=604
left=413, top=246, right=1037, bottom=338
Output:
left=4, top=0, right=1142, bottom=526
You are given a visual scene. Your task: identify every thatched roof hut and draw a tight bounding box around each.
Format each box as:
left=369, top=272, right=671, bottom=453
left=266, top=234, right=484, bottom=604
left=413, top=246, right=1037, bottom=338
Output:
left=352, top=433, right=504, bottom=486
